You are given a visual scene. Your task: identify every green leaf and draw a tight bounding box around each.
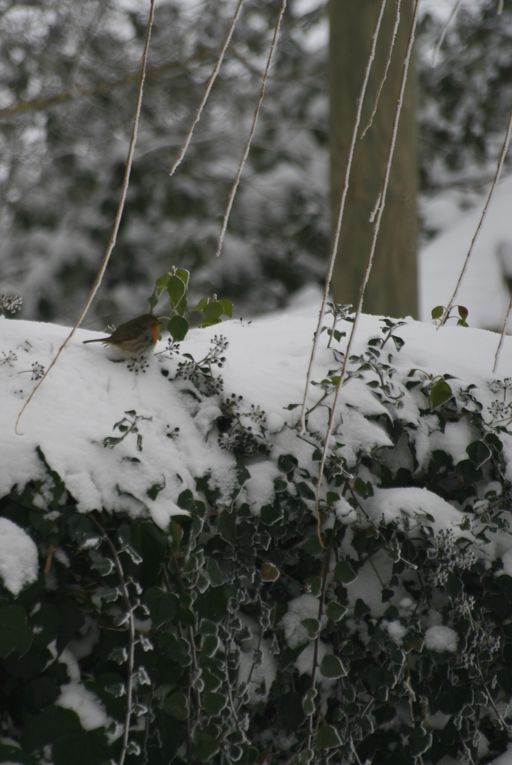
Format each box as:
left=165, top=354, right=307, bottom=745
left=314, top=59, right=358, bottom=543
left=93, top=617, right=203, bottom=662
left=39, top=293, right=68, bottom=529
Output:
left=429, top=379, right=453, bottom=409
left=320, top=654, right=347, bottom=679
left=431, top=305, right=444, bottom=320
left=301, top=618, right=320, bottom=639
left=144, top=587, right=179, bottom=627
left=0, top=605, right=32, bottom=658
left=457, top=305, right=468, bottom=321
left=22, top=707, right=81, bottom=752
left=218, top=298, right=233, bottom=318
left=316, top=724, right=342, bottom=749
left=466, top=440, right=492, bottom=469
left=302, top=687, right=317, bottom=716
left=326, top=601, right=347, bottom=622
left=163, top=691, right=189, bottom=720
left=193, top=730, right=220, bottom=761
left=175, top=267, right=190, bottom=289
left=353, top=478, right=373, bottom=498
left=203, top=691, right=226, bottom=716
left=167, top=274, right=187, bottom=312
left=168, top=314, right=189, bottom=341
left=202, top=300, right=223, bottom=326
left=334, top=559, right=357, bottom=584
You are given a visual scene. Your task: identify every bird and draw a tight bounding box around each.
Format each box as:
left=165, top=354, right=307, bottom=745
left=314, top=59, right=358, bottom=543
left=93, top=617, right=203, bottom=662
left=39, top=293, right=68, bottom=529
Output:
left=82, top=314, right=161, bottom=358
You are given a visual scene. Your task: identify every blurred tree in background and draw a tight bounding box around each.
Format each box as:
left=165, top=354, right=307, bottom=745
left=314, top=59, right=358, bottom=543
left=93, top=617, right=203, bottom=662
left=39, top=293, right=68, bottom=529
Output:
left=0, top=0, right=510, bottom=325
left=329, top=0, right=417, bottom=317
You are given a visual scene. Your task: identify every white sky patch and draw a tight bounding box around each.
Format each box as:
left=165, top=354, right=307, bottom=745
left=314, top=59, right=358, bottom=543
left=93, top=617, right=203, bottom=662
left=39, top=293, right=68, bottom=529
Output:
left=424, top=625, right=459, bottom=653
left=0, top=517, right=38, bottom=596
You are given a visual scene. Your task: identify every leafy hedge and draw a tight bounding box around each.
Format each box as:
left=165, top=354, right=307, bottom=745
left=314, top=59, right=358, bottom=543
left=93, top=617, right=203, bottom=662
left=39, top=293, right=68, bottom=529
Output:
left=2, top=311, right=512, bottom=764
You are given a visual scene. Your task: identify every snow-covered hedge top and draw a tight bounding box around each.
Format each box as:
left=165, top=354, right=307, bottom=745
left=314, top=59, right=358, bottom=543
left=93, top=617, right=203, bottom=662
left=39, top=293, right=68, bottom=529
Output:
left=1, top=308, right=510, bottom=526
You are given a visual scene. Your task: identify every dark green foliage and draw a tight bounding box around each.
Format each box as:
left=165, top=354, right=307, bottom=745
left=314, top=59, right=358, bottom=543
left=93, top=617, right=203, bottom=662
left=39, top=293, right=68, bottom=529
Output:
left=3, top=314, right=512, bottom=763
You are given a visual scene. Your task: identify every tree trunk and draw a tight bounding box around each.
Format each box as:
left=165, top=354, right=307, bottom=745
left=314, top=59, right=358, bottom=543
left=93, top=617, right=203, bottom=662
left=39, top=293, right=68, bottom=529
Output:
left=329, top=0, right=417, bottom=317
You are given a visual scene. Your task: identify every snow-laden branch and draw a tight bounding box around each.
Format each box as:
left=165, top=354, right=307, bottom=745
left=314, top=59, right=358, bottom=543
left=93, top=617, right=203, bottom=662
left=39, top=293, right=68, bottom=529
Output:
left=439, top=108, right=512, bottom=329
left=214, top=0, right=287, bottom=259
left=313, top=0, right=420, bottom=540
left=15, top=0, right=157, bottom=434
left=169, top=0, right=245, bottom=177
left=298, top=0, right=389, bottom=435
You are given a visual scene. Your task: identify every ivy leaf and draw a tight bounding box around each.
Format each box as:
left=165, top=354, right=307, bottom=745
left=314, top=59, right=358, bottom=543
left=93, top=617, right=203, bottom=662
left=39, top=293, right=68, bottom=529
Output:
left=317, top=724, right=342, bottom=749
left=320, top=654, right=347, bottom=679
left=167, top=274, right=188, bottom=313
left=163, top=692, right=188, bottom=720
left=431, top=305, right=444, bottom=320
left=326, top=601, right=347, bottom=622
left=429, top=379, right=453, bottom=409
left=466, top=440, right=492, bottom=469
left=168, top=314, right=189, bottom=341
left=334, top=559, right=357, bottom=584
left=218, top=298, right=233, bottom=318
left=302, top=688, right=318, bottom=716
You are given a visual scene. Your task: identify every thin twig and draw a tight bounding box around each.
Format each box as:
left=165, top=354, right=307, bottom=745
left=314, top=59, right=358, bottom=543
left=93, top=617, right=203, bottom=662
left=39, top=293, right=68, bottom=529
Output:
left=439, top=108, right=512, bottom=328
left=432, top=0, right=463, bottom=67
left=361, top=0, right=401, bottom=140
left=493, top=293, right=512, bottom=374
left=15, top=0, right=157, bottom=434
left=298, top=0, right=388, bottom=434
left=312, top=0, right=420, bottom=540
left=215, top=0, right=287, bottom=259
left=498, top=0, right=504, bottom=14
left=169, top=0, right=245, bottom=176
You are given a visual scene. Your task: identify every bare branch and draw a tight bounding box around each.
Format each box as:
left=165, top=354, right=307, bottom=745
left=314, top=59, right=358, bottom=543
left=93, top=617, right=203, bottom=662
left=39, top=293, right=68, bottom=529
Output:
left=361, top=0, right=401, bottom=140
left=214, top=0, right=287, bottom=259
left=0, top=60, right=186, bottom=120
left=169, top=0, right=245, bottom=176
left=313, top=0, right=420, bottom=540
left=298, top=0, right=389, bottom=434
left=432, top=0, right=463, bottom=67
left=439, top=108, right=512, bottom=328
left=15, top=0, right=157, bottom=434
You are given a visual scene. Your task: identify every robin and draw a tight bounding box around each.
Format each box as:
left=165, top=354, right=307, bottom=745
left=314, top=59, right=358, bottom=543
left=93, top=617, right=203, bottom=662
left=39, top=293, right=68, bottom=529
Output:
left=82, top=314, right=161, bottom=358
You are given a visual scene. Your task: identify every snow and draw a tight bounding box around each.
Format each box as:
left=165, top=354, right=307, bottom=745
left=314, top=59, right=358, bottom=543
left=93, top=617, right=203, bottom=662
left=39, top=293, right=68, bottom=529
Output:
left=365, top=487, right=469, bottom=537
left=420, top=175, right=512, bottom=329
left=281, top=593, right=325, bottom=649
left=490, top=746, right=512, bottom=765
left=384, top=620, right=407, bottom=646
left=424, top=625, right=459, bottom=653
left=56, top=682, right=110, bottom=730
left=0, top=517, right=38, bottom=596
